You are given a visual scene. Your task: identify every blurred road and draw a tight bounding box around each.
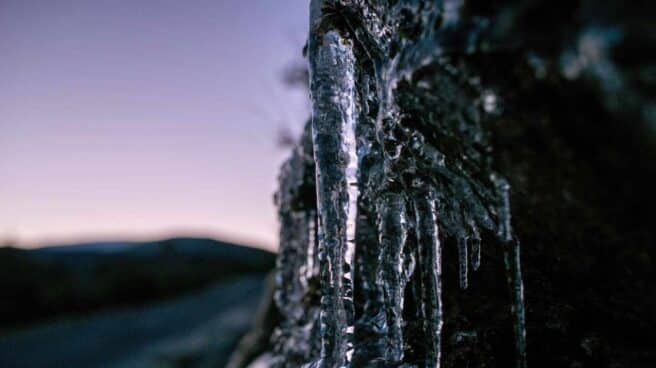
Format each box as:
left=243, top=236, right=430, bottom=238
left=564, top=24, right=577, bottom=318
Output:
left=0, top=274, right=266, bottom=368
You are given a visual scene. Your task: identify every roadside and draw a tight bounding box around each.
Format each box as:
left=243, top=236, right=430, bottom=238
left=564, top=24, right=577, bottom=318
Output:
left=0, top=274, right=266, bottom=368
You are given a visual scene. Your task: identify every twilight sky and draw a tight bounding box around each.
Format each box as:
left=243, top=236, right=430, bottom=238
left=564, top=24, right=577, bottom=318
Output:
left=0, top=0, right=310, bottom=250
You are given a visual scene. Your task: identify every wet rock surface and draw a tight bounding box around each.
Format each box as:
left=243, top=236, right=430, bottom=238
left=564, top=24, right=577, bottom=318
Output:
left=229, top=0, right=656, bottom=367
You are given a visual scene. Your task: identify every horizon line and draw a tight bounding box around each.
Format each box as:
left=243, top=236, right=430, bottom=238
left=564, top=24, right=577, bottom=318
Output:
left=1, top=228, right=278, bottom=252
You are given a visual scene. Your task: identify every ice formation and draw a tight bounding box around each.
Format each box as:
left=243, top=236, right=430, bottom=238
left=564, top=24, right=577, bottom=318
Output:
left=268, top=1, right=528, bottom=367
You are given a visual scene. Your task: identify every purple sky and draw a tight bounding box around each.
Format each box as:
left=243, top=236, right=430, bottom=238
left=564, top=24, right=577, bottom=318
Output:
left=0, top=0, right=310, bottom=250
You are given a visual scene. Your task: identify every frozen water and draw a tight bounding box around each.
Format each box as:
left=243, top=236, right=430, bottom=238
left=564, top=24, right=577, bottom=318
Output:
left=308, top=1, right=359, bottom=363
left=267, top=1, right=528, bottom=367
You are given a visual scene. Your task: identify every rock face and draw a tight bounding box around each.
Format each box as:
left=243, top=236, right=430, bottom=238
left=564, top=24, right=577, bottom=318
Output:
left=229, top=0, right=656, bottom=367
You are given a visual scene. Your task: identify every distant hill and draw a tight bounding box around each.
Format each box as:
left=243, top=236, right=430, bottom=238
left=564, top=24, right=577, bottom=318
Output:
left=0, top=237, right=276, bottom=330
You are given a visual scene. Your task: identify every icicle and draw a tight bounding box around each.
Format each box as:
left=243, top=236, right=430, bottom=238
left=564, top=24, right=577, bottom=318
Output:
left=413, top=193, right=443, bottom=368
left=308, top=0, right=359, bottom=364
left=504, top=239, right=528, bottom=368
left=493, top=173, right=527, bottom=368
left=376, top=193, right=409, bottom=363
left=469, top=221, right=482, bottom=271
left=491, top=173, right=513, bottom=242
left=262, top=2, right=532, bottom=366
left=457, top=236, right=469, bottom=289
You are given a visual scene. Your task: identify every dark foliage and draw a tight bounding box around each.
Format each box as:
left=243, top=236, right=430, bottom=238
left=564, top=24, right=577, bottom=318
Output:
left=0, top=238, right=275, bottom=331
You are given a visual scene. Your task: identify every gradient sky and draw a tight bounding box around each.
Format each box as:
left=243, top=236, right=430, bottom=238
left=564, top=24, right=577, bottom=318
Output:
left=0, top=0, right=310, bottom=250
